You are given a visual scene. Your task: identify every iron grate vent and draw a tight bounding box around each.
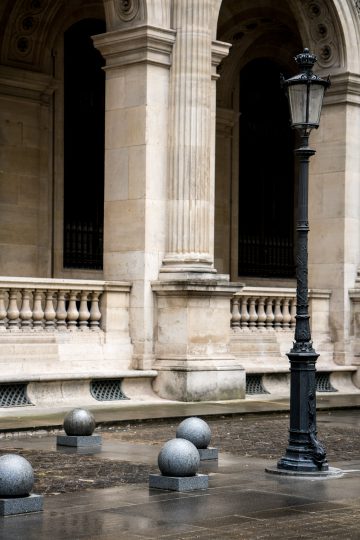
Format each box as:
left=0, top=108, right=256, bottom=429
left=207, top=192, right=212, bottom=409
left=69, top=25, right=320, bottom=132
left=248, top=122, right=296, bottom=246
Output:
left=0, top=384, right=32, bottom=407
left=316, top=373, right=337, bottom=393
left=90, top=379, right=129, bottom=402
left=246, top=374, right=269, bottom=395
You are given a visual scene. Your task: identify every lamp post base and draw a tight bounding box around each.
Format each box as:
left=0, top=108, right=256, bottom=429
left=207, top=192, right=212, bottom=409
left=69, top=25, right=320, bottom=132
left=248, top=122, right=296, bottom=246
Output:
left=265, top=466, right=342, bottom=478
left=277, top=454, right=328, bottom=473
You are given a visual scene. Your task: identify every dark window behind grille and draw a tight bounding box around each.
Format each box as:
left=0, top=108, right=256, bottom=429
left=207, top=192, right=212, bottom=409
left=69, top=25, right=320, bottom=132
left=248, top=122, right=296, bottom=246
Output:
left=63, top=19, right=105, bottom=270
left=238, top=58, right=295, bottom=278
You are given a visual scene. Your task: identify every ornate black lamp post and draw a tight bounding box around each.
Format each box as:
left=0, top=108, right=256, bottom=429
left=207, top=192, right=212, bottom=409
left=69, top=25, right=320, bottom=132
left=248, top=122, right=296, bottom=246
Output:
left=277, top=49, right=330, bottom=473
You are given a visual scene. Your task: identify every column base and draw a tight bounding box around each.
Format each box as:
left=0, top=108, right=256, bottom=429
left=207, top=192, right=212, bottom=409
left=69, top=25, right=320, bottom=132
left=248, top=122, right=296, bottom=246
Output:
left=153, top=364, right=245, bottom=402
left=152, top=276, right=244, bottom=402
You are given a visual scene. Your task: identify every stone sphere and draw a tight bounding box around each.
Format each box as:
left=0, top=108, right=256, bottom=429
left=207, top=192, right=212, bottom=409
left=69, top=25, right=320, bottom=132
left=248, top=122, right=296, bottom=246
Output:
left=0, top=454, right=34, bottom=497
left=158, top=438, right=200, bottom=477
left=176, top=417, right=211, bottom=449
left=63, top=408, right=96, bottom=436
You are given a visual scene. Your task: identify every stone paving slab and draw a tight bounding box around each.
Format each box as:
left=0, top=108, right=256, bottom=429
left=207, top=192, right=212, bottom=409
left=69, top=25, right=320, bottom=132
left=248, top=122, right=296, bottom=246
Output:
left=0, top=410, right=359, bottom=538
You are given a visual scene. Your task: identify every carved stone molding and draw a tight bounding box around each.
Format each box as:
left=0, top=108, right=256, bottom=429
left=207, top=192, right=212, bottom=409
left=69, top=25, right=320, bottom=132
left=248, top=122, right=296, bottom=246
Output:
left=115, top=0, right=140, bottom=21
left=93, top=25, right=175, bottom=70
left=300, top=0, right=340, bottom=69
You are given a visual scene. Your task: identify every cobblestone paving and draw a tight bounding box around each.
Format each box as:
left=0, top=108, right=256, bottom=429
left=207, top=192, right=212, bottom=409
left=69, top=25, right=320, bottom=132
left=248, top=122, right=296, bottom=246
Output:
left=0, top=411, right=358, bottom=496
left=100, top=411, right=359, bottom=461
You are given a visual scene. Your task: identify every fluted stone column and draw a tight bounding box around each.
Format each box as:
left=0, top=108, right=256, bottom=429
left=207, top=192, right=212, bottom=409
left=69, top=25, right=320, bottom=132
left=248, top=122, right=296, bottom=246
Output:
left=152, top=1, right=244, bottom=402
left=161, top=0, right=228, bottom=273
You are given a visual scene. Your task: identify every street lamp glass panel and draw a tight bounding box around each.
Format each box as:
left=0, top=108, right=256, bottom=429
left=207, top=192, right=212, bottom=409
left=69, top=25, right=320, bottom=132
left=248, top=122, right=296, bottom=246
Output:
left=287, top=83, right=307, bottom=126
left=308, top=84, right=326, bottom=126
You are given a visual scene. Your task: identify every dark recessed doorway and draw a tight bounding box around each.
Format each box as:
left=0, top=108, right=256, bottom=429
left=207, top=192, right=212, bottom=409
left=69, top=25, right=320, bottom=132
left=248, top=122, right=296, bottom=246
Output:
left=238, top=58, right=295, bottom=278
left=63, top=18, right=105, bottom=270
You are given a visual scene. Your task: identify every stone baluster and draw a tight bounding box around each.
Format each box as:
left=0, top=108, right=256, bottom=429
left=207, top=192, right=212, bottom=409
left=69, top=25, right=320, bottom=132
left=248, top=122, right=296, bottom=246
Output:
left=32, top=290, right=44, bottom=329
left=7, top=289, right=20, bottom=330
left=89, top=291, right=101, bottom=331
left=282, top=298, right=291, bottom=329
left=67, top=291, right=79, bottom=329
left=44, top=290, right=56, bottom=330
left=230, top=296, right=241, bottom=329
left=0, top=290, right=7, bottom=331
left=248, top=298, right=258, bottom=329
left=19, top=289, right=33, bottom=329
left=290, top=298, right=297, bottom=329
left=78, top=291, right=90, bottom=330
left=240, top=297, right=250, bottom=329
left=56, top=290, right=68, bottom=330
left=257, top=297, right=266, bottom=329
left=274, top=298, right=283, bottom=330
left=265, top=298, right=275, bottom=330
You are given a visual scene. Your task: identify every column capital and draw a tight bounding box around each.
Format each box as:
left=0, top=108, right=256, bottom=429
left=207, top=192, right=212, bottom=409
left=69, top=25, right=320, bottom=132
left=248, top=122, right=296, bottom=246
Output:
left=211, top=40, right=231, bottom=80
left=92, top=25, right=176, bottom=71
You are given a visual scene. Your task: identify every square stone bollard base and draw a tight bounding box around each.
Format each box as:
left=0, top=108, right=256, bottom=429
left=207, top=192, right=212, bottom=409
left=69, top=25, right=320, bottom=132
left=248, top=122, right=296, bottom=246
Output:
left=198, top=447, right=218, bottom=461
left=0, top=494, right=43, bottom=516
left=149, top=473, right=208, bottom=492
left=56, top=435, right=102, bottom=447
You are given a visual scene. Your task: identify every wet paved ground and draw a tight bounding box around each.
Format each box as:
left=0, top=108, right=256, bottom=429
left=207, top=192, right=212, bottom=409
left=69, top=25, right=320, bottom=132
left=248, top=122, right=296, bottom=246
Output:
left=1, top=409, right=360, bottom=539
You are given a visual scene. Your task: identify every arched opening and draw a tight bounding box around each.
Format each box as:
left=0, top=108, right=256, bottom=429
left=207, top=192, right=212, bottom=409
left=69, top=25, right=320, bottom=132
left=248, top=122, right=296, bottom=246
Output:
left=238, top=58, right=295, bottom=278
left=63, top=18, right=105, bottom=270
left=215, top=1, right=303, bottom=282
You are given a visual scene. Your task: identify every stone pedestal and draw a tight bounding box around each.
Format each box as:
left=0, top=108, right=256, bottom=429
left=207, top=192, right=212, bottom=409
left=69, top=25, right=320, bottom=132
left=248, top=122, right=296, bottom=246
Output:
left=149, top=473, right=208, bottom=492
left=198, top=447, right=218, bottom=461
left=56, top=435, right=102, bottom=447
left=0, top=494, right=43, bottom=516
left=152, top=277, right=245, bottom=401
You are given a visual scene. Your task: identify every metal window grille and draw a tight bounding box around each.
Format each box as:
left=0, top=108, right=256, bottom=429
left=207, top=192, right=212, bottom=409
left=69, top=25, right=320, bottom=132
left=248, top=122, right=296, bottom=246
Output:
left=316, top=373, right=337, bottom=393
left=90, top=379, right=128, bottom=401
left=0, top=384, right=32, bottom=407
left=246, top=374, right=269, bottom=395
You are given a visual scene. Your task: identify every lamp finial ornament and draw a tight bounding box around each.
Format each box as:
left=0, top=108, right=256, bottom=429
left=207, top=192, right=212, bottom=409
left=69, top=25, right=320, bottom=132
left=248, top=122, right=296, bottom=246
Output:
left=295, top=48, right=317, bottom=72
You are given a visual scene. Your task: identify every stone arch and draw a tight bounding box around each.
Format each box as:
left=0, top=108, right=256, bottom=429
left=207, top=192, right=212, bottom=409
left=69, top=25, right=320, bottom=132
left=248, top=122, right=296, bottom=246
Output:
left=0, top=0, right=105, bottom=74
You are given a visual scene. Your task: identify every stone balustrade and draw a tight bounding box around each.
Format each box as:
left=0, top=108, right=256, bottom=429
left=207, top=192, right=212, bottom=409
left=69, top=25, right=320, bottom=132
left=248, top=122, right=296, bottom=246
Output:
left=231, top=287, right=297, bottom=331
left=0, top=277, right=131, bottom=332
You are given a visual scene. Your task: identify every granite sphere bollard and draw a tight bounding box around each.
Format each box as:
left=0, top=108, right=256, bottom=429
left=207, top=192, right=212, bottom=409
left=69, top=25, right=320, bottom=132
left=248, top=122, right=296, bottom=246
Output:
left=158, top=438, right=200, bottom=477
left=0, top=454, right=43, bottom=516
left=0, top=454, right=34, bottom=497
left=176, top=417, right=218, bottom=460
left=176, top=417, right=211, bottom=449
left=63, top=408, right=96, bottom=436
left=149, top=438, right=209, bottom=491
left=57, top=408, right=102, bottom=448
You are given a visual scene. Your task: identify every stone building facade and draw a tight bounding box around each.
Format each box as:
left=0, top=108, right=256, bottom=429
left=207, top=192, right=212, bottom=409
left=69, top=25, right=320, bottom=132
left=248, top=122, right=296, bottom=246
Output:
left=0, top=0, right=360, bottom=409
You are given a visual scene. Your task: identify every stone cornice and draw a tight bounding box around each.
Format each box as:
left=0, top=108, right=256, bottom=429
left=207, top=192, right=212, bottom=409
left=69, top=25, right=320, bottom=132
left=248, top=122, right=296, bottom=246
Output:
left=152, top=278, right=241, bottom=297
left=211, top=39, right=231, bottom=80
left=0, top=64, right=56, bottom=102
left=93, top=25, right=176, bottom=70
left=324, top=71, right=360, bottom=106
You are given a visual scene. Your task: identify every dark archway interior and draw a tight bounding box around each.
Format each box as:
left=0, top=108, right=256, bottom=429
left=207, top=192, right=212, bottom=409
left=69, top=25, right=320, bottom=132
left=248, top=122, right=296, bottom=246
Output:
left=63, top=18, right=105, bottom=270
left=238, top=58, right=295, bottom=278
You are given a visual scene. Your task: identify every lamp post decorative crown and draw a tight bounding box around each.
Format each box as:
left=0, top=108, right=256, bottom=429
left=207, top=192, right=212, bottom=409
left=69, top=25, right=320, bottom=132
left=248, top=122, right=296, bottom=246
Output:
left=294, top=48, right=317, bottom=70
